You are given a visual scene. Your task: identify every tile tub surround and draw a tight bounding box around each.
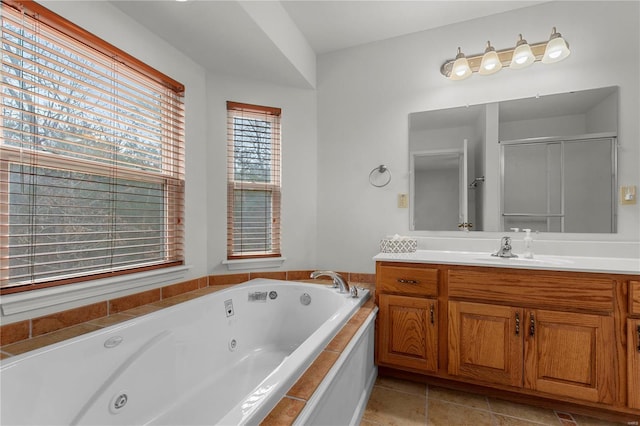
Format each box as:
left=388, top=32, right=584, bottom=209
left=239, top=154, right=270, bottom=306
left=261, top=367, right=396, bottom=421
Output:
left=0, top=272, right=376, bottom=426
left=0, top=271, right=375, bottom=355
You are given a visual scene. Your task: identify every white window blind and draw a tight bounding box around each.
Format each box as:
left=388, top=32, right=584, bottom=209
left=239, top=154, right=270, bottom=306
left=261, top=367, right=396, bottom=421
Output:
left=1, top=1, right=185, bottom=292
left=226, top=101, right=281, bottom=259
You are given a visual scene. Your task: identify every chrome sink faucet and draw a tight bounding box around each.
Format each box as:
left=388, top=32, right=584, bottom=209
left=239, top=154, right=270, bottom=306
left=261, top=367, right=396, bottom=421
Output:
left=310, top=270, right=358, bottom=297
left=492, top=236, right=518, bottom=258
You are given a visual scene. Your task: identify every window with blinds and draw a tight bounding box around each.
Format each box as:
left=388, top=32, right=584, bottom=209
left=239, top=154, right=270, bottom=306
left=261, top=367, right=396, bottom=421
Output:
left=226, top=101, right=281, bottom=259
left=1, top=1, right=185, bottom=293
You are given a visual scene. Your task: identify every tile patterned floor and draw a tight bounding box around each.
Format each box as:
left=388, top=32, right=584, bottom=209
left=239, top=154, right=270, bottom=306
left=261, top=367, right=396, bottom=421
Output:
left=361, top=376, right=629, bottom=426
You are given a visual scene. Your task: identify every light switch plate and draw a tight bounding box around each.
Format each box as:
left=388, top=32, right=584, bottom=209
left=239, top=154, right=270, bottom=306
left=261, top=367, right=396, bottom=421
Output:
left=621, top=185, right=637, bottom=205
left=398, top=193, right=408, bottom=208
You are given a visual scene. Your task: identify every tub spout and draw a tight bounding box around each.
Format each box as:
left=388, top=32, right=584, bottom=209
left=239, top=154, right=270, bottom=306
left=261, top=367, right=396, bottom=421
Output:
left=310, top=271, right=357, bottom=297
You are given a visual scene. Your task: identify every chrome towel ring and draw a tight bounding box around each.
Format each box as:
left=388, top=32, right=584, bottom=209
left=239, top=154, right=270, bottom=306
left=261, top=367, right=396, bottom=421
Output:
left=369, top=165, right=391, bottom=187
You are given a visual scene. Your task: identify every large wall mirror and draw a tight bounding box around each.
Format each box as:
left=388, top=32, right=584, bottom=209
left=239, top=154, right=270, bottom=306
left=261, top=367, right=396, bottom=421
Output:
left=409, top=86, right=618, bottom=233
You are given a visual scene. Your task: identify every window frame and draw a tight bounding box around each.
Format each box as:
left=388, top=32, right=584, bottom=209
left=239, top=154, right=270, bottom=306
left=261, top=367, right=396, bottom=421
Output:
left=1, top=0, right=185, bottom=294
left=226, top=101, right=282, bottom=260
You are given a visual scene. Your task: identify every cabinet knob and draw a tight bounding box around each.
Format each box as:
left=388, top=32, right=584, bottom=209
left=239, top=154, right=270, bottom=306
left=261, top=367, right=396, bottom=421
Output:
left=397, top=278, right=420, bottom=284
left=430, top=304, right=435, bottom=325
left=637, top=324, right=640, bottom=353
left=515, top=312, right=520, bottom=336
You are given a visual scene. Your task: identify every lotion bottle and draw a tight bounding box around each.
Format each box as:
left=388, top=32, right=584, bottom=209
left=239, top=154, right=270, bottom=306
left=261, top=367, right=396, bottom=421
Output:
left=523, top=229, right=534, bottom=259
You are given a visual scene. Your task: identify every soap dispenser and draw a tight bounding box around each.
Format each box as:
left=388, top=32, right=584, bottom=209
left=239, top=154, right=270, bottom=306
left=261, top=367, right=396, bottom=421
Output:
left=523, top=229, right=534, bottom=259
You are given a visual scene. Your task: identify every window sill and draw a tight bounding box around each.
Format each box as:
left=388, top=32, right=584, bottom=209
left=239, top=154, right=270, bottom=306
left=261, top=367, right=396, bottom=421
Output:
left=222, top=257, right=286, bottom=271
left=1, top=265, right=191, bottom=322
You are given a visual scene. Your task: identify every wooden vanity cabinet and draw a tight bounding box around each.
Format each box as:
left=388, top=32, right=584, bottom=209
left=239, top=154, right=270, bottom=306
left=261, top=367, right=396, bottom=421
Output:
left=448, top=301, right=523, bottom=387
left=628, top=281, right=640, bottom=409
left=628, top=318, right=640, bottom=409
left=523, top=309, right=615, bottom=404
left=376, top=261, right=639, bottom=417
left=379, top=294, right=438, bottom=372
left=447, top=268, right=616, bottom=404
left=376, top=263, right=439, bottom=373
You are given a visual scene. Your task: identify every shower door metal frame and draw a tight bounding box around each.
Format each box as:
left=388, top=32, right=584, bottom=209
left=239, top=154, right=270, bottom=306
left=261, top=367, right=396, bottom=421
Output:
left=499, top=132, right=617, bottom=233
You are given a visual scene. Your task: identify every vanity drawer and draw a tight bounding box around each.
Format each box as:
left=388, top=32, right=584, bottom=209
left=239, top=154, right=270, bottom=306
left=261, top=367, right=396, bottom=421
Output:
left=377, top=264, right=438, bottom=297
left=630, top=281, right=640, bottom=317
left=447, top=269, right=614, bottom=313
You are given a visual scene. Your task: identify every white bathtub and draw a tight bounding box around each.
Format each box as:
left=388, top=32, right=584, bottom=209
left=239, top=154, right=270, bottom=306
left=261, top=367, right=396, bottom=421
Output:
left=0, top=278, right=377, bottom=425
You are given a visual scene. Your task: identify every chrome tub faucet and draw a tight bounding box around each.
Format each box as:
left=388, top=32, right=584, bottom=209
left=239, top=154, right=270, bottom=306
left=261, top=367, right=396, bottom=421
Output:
left=310, top=270, right=358, bottom=297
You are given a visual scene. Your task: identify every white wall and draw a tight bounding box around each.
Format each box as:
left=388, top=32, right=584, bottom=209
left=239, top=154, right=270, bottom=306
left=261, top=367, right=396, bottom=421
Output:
left=205, top=74, right=318, bottom=274
left=316, top=1, right=640, bottom=273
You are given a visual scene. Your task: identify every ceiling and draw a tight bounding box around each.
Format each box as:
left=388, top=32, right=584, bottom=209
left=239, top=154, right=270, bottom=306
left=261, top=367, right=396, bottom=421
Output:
left=110, top=0, right=545, bottom=88
left=280, top=1, right=543, bottom=55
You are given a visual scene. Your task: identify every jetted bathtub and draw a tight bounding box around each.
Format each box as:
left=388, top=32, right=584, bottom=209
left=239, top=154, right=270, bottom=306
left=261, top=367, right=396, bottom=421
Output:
left=0, top=278, right=377, bottom=425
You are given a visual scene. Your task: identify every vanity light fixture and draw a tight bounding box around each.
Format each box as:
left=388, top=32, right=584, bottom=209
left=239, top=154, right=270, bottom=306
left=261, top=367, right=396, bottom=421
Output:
left=450, top=47, right=472, bottom=80
left=478, top=41, right=502, bottom=75
left=440, top=27, right=571, bottom=79
left=510, top=34, right=535, bottom=69
left=542, top=27, right=571, bottom=63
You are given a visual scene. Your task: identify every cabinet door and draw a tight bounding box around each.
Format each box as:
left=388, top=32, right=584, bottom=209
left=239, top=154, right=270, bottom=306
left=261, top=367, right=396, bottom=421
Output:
left=448, top=301, right=523, bottom=387
left=378, top=294, right=437, bottom=373
left=524, top=309, right=615, bottom=404
left=628, top=319, right=640, bottom=409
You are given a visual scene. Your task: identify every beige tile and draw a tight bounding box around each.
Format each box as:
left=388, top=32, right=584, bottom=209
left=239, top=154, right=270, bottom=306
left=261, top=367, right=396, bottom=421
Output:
left=109, top=289, right=161, bottom=313
left=349, top=273, right=376, bottom=284
left=494, top=413, right=558, bottom=425
left=32, top=302, right=107, bottom=336
left=152, top=291, right=203, bottom=308
left=352, top=299, right=377, bottom=323
left=428, top=385, right=490, bottom=410
left=571, top=414, right=629, bottom=426
left=286, top=270, right=315, bottom=281
left=287, top=350, right=339, bottom=400
left=325, top=321, right=359, bottom=353
left=359, top=419, right=380, bottom=426
left=556, top=412, right=576, bottom=422
left=250, top=271, right=287, bottom=280
left=362, top=385, right=426, bottom=426
left=121, top=304, right=163, bottom=317
left=1, top=324, right=101, bottom=356
left=209, top=273, right=249, bottom=286
left=374, top=376, right=427, bottom=396
left=162, top=279, right=200, bottom=299
left=489, top=398, right=560, bottom=425
left=87, top=313, right=134, bottom=328
left=427, top=399, right=493, bottom=426
left=0, top=320, right=30, bottom=346
left=260, top=397, right=305, bottom=426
